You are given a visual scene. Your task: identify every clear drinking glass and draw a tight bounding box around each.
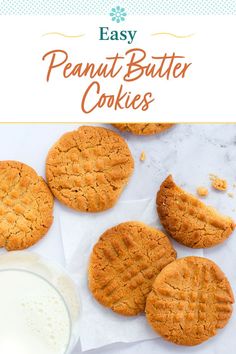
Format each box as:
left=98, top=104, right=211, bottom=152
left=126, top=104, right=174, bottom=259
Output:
left=0, top=251, right=81, bottom=354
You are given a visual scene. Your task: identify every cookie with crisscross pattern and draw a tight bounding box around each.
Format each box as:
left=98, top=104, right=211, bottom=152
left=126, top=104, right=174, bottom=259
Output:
left=157, top=175, right=235, bottom=248
left=88, top=221, right=176, bottom=316
left=113, top=123, right=173, bottom=135
left=146, top=256, right=234, bottom=345
left=0, top=161, right=54, bottom=250
left=46, top=126, right=134, bottom=212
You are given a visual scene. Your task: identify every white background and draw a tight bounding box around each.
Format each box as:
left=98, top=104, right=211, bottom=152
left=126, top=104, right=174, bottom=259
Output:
left=0, top=16, right=236, bottom=122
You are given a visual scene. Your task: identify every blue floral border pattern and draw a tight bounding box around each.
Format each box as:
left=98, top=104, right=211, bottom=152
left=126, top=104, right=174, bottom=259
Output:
left=0, top=0, right=236, bottom=15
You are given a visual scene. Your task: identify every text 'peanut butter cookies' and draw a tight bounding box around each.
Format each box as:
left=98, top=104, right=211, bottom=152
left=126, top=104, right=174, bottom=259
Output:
left=0, top=161, right=54, bottom=251
left=146, top=256, right=234, bottom=346
left=157, top=175, right=235, bottom=248
left=88, top=221, right=176, bottom=316
left=46, top=126, right=134, bottom=212
left=113, top=123, right=173, bottom=135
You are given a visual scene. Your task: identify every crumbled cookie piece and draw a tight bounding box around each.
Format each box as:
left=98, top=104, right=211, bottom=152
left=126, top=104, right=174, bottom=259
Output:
left=210, top=174, right=227, bottom=191
left=228, top=192, right=234, bottom=198
left=197, top=186, right=208, bottom=197
left=156, top=175, right=235, bottom=248
left=140, top=151, right=146, bottom=161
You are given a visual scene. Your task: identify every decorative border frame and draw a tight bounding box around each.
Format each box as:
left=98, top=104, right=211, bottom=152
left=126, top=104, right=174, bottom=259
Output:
left=0, top=0, right=236, bottom=15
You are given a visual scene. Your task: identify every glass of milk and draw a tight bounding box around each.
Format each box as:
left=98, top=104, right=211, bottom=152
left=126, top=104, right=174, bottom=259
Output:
left=0, top=251, right=81, bottom=354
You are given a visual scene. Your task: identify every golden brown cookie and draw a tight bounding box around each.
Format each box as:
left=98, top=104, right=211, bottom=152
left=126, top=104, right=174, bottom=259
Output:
left=113, top=123, right=173, bottom=135
left=157, top=175, right=235, bottom=248
left=0, top=161, right=54, bottom=251
left=146, top=256, right=234, bottom=346
left=88, top=221, right=177, bottom=316
left=46, top=126, right=134, bottom=212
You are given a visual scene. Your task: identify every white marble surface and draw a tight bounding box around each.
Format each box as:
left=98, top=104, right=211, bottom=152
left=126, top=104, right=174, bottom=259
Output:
left=0, top=124, right=236, bottom=354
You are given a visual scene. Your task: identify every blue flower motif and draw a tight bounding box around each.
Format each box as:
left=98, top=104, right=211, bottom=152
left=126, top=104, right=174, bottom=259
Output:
left=110, top=6, right=127, bottom=23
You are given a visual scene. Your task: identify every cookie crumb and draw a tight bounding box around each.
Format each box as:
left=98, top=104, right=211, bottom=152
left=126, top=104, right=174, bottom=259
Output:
left=197, top=186, right=208, bottom=197
left=209, top=174, right=227, bottom=191
left=228, top=192, right=234, bottom=198
left=140, top=151, right=146, bottom=161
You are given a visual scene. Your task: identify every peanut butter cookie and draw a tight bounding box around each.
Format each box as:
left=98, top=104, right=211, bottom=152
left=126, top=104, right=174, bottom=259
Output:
left=88, top=221, right=176, bottom=316
left=46, top=126, right=134, bottom=212
left=113, top=123, right=173, bottom=135
left=157, top=175, right=235, bottom=248
left=0, top=161, right=54, bottom=250
left=146, top=256, right=234, bottom=346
